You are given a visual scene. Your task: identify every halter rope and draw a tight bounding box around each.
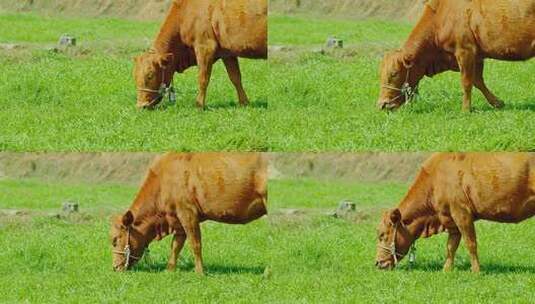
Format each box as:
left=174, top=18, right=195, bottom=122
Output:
left=113, top=227, right=143, bottom=269
left=378, top=222, right=417, bottom=266
left=381, top=66, right=420, bottom=106
left=136, top=51, right=176, bottom=107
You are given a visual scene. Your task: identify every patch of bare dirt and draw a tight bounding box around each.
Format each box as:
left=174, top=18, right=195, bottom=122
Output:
left=270, top=0, right=426, bottom=21
left=0, top=0, right=174, bottom=20
left=0, top=153, right=156, bottom=185
left=269, top=152, right=430, bottom=183
left=0, top=0, right=426, bottom=20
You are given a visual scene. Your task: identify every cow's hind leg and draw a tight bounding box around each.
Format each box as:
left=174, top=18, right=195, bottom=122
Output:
left=443, top=229, right=461, bottom=272
left=450, top=206, right=480, bottom=272
left=473, top=60, right=504, bottom=109
left=455, top=49, right=476, bottom=112
left=223, top=57, right=249, bottom=106
left=194, top=43, right=216, bottom=109
left=167, top=229, right=187, bottom=271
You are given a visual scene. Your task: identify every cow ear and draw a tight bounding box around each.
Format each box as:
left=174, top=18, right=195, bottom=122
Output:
left=159, top=53, right=173, bottom=67
left=389, top=208, right=401, bottom=225
left=122, top=210, right=134, bottom=227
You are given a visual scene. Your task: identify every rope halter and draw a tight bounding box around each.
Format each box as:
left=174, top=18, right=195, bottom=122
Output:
left=381, top=66, right=419, bottom=106
left=377, top=222, right=416, bottom=266
left=113, top=227, right=142, bottom=269
left=136, top=53, right=176, bottom=108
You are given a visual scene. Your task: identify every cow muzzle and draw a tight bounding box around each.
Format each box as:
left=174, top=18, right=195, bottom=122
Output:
left=375, top=259, right=395, bottom=270
left=377, top=99, right=401, bottom=111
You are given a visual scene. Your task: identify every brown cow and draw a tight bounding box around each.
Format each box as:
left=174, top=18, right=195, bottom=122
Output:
left=110, top=152, right=267, bottom=274
left=133, top=0, right=267, bottom=109
left=376, top=153, right=535, bottom=272
left=377, top=0, right=535, bottom=111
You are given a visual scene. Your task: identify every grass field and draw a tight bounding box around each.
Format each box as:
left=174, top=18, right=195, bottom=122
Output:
left=2, top=177, right=534, bottom=302
left=268, top=15, right=535, bottom=151
left=2, top=13, right=535, bottom=151
left=0, top=13, right=268, bottom=151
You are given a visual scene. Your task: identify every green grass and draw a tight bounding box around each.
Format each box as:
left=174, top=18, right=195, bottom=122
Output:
left=2, top=177, right=533, bottom=302
left=0, top=13, right=268, bottom=151
left=267, top=15, right=535, bottom=151
left=2, top=12, right=534, bottom=151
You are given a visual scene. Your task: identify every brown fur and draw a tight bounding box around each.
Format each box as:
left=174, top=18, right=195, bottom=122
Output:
left=376, top=153, right=535, bottom=272
left=377, top=0, right=535, bottom=111
left=110, top=152, right=267, bottom=273
left=133, top=0, right=267, bottom=109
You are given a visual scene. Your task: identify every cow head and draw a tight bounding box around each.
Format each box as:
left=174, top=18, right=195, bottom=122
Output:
left=110, top=210, right=148, bottom=271
left=133, top=51, right=174, bottom=109
left=377, top=50, right=417, bottom=110
left=375, top=208, right=413, bottom=270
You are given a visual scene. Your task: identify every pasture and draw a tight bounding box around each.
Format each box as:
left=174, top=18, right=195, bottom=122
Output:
left=1, top=175, right=534, bottom=302
left=268, top=15, right=535, bottom=151
left=0, top=13, right=268, bottom=151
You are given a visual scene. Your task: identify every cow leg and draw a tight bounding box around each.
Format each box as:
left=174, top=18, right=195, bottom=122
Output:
left=450, top=208, right=480, bottom=272
left=223, top=57, right=249, bottom=106
left=177, top=212, right=204, bottom=275
left=473, top=60, right=504, bottom=109
left=167, top=229, right=187, bottom=271
left=443, top=229, right=461, bottom=272
left=194, top=45, right=216, bottom=109
left=455, top=49, right=476, bottom=112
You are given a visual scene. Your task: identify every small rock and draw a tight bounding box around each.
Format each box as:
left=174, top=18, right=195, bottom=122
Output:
left=326, top=37, right=343, bottom=48
left=334, top=200, right=356, bottom=218
left=58, top=34, right=76, bottom=46
left=62, top=201, right=79, bottom=213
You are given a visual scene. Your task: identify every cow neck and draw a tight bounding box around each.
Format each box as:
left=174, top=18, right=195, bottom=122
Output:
left=128, top=169, right=168, bottom=244
left=397, top=168, right=442, bottom=241
left=151, top=1, right=181, bottom=81
left=400, top=6, right=438, bottom=87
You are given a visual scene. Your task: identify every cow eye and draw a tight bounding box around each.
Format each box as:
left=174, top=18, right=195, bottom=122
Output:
left=390, top=71, right=398, bottom=78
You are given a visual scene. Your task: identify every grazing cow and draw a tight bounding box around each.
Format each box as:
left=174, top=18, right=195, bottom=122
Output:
left=377, top=0, right=535, bottom=111
left=375, top=153, right=535, bottom=272
left=110, top=152, right=267, bottom=273
left=133, top=0, right=267, bottom=109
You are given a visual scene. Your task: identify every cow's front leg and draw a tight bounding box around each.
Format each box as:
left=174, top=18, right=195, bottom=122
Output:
left=473, top=60, right=504, bottom=109
left=455, top=49, right=476, bottom=112
left=443, top=229, right=461, bottom=272
left=177, top=210, right=204, bottom=275
left=450, top=207, right=480, bottom=272
left=194, top=43, right=216, bottom=109
left=167, top=230, right=186, bottom=271
left=223, top=57, right=249, bottom=106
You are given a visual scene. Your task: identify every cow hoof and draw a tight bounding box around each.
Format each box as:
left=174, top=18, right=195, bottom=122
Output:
left=492, top=99, right=505, bottom=109
left=471, top=266, right=481, bottom=273
left=167, top=264, right=176, bottom=271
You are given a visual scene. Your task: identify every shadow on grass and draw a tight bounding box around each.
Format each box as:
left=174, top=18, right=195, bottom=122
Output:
left=132, top=259, right=265, bottom=275
left=205, top=99, right=267, bottom=110
left=147, top=99, right=267, bottom=111
left=399, top=260, right=535, bottom=274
